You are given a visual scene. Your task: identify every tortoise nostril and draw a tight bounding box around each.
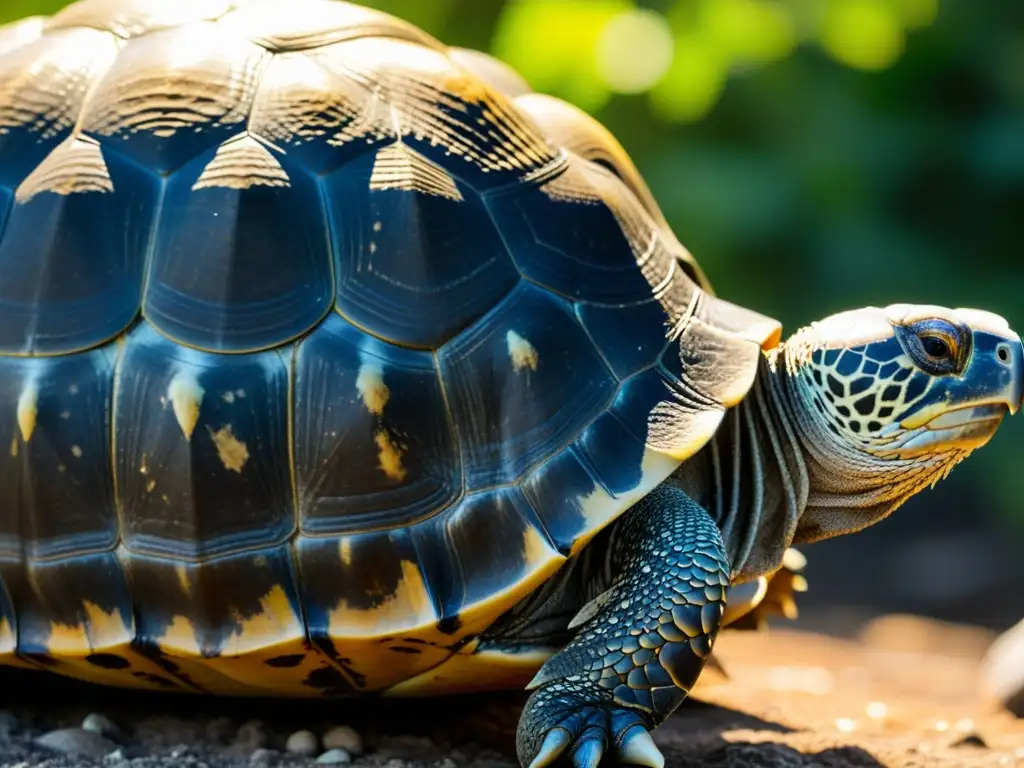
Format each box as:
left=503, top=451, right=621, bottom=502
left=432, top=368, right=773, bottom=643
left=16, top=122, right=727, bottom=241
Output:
left=997, top=344, right=1012, bottom=365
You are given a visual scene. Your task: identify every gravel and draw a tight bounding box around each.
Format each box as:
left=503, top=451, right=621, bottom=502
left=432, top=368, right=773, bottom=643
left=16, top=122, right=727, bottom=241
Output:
left=2, top=619, right=1024, bottom=768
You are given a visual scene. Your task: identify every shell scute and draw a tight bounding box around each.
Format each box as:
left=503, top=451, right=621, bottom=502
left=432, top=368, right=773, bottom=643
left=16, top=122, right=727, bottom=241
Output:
left=0, top=350, right=117, bottom=559
left=142, top=133, right=333, bottom=352
left=325, top=142, right=520, bottom=348
left=437, top=283, right=617, bottom=489
left=293, top=313, right=460, bottom=534
left=410, top=487, right=564, bottom=631
left=296, top=528, right=450, bottom=692
left=114, top=324, right=294, bottom=559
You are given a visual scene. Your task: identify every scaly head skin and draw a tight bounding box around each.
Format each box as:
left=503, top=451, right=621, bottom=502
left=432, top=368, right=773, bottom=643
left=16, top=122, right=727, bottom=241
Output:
left=773, top=304, right=1023, bottom=543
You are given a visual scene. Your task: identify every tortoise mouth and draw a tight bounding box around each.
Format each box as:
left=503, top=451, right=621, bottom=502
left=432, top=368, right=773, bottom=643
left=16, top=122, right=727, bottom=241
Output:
left=923, top=402, right=1009, bottom=430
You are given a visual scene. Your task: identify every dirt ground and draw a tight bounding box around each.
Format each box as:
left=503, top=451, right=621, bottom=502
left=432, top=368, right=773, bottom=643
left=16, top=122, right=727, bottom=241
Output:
left=1, top=614, right=1022, bottom=768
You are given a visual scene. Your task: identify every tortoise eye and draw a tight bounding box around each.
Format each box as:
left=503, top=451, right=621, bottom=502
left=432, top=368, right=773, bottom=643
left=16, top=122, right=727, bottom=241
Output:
left=920, top=334, right=952, bottom=360
left=895, top=319, right=969, bottom=376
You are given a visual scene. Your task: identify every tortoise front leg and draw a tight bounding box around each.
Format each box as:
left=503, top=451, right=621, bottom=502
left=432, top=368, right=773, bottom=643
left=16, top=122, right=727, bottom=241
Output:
left=516, top=485, right=729, bottom=768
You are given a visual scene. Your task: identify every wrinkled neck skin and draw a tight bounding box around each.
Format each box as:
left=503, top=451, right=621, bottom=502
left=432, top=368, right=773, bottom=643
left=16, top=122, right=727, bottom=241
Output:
left=669, top=345, right=961, bottom=585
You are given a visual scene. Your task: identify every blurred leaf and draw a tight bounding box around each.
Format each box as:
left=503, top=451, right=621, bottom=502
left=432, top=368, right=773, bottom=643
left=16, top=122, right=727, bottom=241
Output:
left=820, top=0, right=906, bottom=71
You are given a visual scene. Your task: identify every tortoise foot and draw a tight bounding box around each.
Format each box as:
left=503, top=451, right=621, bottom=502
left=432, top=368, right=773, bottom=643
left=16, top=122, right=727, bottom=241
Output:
left=517, top=683, right=662, bottom=768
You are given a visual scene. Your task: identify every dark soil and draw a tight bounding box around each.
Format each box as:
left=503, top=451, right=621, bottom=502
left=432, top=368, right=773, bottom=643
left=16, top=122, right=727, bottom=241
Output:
left=2, top=614, right=1022, bottom=767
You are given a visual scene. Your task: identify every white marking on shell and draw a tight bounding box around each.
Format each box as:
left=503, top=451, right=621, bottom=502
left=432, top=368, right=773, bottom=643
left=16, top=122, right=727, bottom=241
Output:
left=16, top=383, right=38, bottom=443
left=167, top=372, right=204, bottom=440
left=369, top=142, right=463, bottom=201
left=506, top=331, right=538, bottom=372
left=356, top=361, right=389, bottom=415
left=192, top=134, right=290, bottom=191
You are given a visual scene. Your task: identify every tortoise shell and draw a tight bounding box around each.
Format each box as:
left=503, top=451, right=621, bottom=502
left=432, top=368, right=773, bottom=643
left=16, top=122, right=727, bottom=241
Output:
left=0, top=0, right=781, bottom=696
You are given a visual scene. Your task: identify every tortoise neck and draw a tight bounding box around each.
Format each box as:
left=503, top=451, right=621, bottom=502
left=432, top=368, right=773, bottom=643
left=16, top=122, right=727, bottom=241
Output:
left=771, top=343, right=944, bottom=547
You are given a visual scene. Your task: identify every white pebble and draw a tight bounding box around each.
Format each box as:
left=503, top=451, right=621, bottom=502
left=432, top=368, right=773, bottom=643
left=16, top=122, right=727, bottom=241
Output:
left=955, top=717, right=975, bottom=732
left=934, top=720, right=949, bottom=732
left=286, top=729, right=319, bottom=756
left=317, top=749, right=352, bottom=764
left=322, top=725, right=363, bottom=755
left=834, top=718, right=857, bottom=733
left=82, top=713, right=119, bottom=738
left=865, top=701, right=887, bottom=720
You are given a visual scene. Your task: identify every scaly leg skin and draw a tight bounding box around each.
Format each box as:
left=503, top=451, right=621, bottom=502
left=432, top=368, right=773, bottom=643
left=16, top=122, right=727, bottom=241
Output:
left=516, top=485, right=730, bottom=768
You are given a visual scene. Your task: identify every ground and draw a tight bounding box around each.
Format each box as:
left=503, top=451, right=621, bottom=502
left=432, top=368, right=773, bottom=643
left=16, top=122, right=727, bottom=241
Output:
left=1, top=614, right=1022, bottom=768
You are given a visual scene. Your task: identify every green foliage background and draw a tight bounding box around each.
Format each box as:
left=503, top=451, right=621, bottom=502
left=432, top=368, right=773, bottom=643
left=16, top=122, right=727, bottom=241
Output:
left=2, top=0, right=1022, bottom=533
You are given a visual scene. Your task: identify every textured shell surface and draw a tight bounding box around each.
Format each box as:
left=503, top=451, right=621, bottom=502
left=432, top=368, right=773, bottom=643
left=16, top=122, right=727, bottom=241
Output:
left=0, top=0, right=781, bottom=696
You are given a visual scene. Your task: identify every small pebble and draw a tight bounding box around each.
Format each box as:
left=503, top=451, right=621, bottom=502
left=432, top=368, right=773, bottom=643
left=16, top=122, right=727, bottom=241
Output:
left=317, top=748, right=352, bottom=764
left=251, top=747, right=278, bottom=765
left=82, top=712, right=121, bottom=739
left=36, top=727, right=119, bottom=759
left=286, top=729, right=319, bottom=757
left=235, top=719, right=267, bottom=752
left=865, top=701, right=887, bottom=720
left=322, top=725, right=363, bottom=755
left=436, top=759, right=457, bottom=768
left=834, top=718, right=857, bottom=733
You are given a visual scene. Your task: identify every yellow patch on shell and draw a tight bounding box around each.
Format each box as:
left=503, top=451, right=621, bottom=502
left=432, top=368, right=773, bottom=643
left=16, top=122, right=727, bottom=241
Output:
left=167, top=372, right=204, bottom=440
left=356, top=362, right=389, bottom=415
left=571, top=448, right=679, bottom=556
left=375, top=430, right=406, bottom=482
left=16, top=383, right=38, bottom=443
left=8, top=436, right=16, bottom=457
left=46, top=600, right=130, bottom=654
left=160, top=614, right=202, bottom=656
left=384, top=640, right=553, bottom=697
left=208, top=424, right=249, bottom=473
left=506, top=330, right=539, bottom=372
left=221, top=585, right=298, bottom=656
left=329, top=560, right=437, bottom=638
left=175, top=563, right=191, bottom=592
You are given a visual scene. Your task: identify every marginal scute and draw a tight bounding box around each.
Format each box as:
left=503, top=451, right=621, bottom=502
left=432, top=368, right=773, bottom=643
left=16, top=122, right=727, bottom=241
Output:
left=114, top=324, right=294, bottom=558
left=10, top=551, right=190, bottom=690
left=437, top=284, right=617, bottom=488
left=80, top=23, right=267, bottom=174
left=125, top=546, right=332, bottom=695
left=143, top=133, right=332, bottom=352
left=219, top=0, right=443, bottom=53
left=296, top=530, right=451, bottom=692
left=0, top=134, right=158, bottom=354
left=698, top=293, right=783, bottom=351
left=411, top=487, right=565, bottom=633
left=0, top=350, right=117, bottom=560
left=0, top=27, right=119, bottom=187
left=293, top=313, right=460, bottom=533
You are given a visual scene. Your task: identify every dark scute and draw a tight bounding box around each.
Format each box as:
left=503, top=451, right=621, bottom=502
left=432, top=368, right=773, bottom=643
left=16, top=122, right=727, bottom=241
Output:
left=894, top=366, right=913, bottom=382
left=826, top=374, right=844, bottom=397
left=486, top=160, right=673, bottom=304
left=849, top=420, right=862, bottom=433
left=11, top=552, right=131, bottom=657
left=143, top=138, right=332, bottom=352
left=867, top=421, right=882, bottom=432
left=412, top=487, right=556, bottom=619
left=836, top=405, right=851, bottom=418
left=881, top=384, right=902, bottom=402
left=438, top=284, right=616, bottom=488
left=905, top=373, right=929, bottom=402
left=0, top=143, right=157, bottom=354
left=127, top=545, right=304, bottom=661
left=115, top=324, right=294, bottom=558
left=835, top=350, right=862, bottom=376
left=879, top=362, right=899, bottom=378
left=854, top=394, right=877, bottom=415
left=327, top=146, right=520, bottom=349
left=0, top=348, right=118, bottom=559
left=862, top=360, right=879, bottom=375
left=878, top=406, right=894, bottom=418
left=576, top=299, right=674, bottom=380
left=293, top=314, right=459, bottom=533
left=822, top=349, right=841, bottom=367
left=522, top=447, right=602, bottom=555
left=849, top=377, right=872, bottom=395
left=812, top=368, right=823, bottom=387
left=86, top=653, right=131, bottom=670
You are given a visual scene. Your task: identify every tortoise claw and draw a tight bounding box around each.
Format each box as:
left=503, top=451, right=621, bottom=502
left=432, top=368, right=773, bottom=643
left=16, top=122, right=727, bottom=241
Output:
left=528, top=729, right=571, bottom=768
left=616, top=726, right=664, bottom=768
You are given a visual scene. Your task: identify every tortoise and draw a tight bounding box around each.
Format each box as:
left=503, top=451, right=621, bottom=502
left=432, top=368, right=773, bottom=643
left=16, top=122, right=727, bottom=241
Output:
left=0, top=1, right=1021, bottom=766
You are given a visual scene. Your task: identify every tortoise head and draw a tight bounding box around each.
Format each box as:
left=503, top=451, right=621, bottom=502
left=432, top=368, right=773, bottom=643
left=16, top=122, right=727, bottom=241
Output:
left=777, top=304, right=1022, bottom=542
